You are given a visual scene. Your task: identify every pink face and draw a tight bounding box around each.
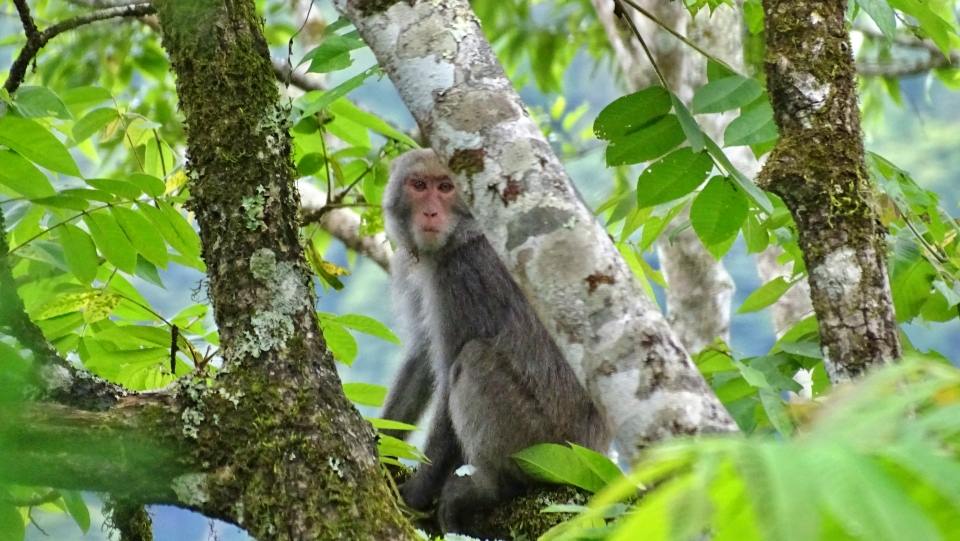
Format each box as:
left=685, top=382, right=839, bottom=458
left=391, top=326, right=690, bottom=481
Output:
left=406, top=174, right=457, bottom=246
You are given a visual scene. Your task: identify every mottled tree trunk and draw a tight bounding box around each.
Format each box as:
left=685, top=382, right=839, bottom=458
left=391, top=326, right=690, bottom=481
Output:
left=337, top=0, right=738, bottom=463
left=147, top=0, right=414, bottom=538
left=759, top=0, right=901, bottom=380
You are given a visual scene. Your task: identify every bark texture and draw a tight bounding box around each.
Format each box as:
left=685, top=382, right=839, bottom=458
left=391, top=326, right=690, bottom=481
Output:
left=337, top=0, right=738, bottom=460
left=758, top=0, right=901, bottom=380
left=151, top=1, right=413, bottom=539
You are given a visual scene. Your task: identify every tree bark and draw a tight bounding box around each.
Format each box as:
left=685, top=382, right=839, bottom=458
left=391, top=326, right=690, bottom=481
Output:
left=148, top=1, right=413, bottom=538
left=759, top=0, right=902, bottom=380
left=336, top=0, right=738, bottom=460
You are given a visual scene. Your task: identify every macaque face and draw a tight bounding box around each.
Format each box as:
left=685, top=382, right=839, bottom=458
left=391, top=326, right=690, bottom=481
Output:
left=405, top=174, right=458, bottom=249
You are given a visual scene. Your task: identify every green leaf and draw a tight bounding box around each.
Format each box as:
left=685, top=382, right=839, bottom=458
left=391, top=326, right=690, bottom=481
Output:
left=724, top=102, right=778, bottom=147
left=61, top=490, right=91, bottom=533
left=570, top=444, right=624, bottom=487
left=32, top=194, right=90, bottom=211
left=0, top=149, right=56, bottom=198
left=691, top=176, right=749, bottom=249
left=83, top=212, right=138, bottom=273
left=692, top=76, right=764, bottom=114
left=0, top=115, right=81, bottom=176
left=514, top=443, right=607, bottom=493
left=326, top=98, right=418, bottom=147
left=59, top=224, right=100, bottom=285
left=135, top=256, right=165, bottom=288
left=73, top=107, right=120, bottom=143
left=112, top=206, right=169, bottom=269
left=302, top=35, right=366, bottom=73
left=128, top=173, right=166, bottom=198
left=882, top=444, right=960, bottom=511
left=297, top=153, right=326, bottom=176
left=297, top=66, right=380, bottom=118
left=733, top=444, right=818, bottom=541
left=60, top=86, right=112, bottom=112
left=86, top=178, right=142, bottom=200
left=35, top=292, right=99, bottom=320
left=778, top=341, right=823, bottom=359
left=887, top=0, right=954, bottom=57
left=83, top=292, right=121, bottom=323
left=0, top=503, right=24, bottom=541
left=367, top=418, right=419, bottom=432
left=14, top=86, right=72, bottom=120
left=758, top=387, right=794, bottom=435
left=343, top=382, right=387, bottom=407
left=704, top=137, right=774, bottom=213
left=138, top=202, right=195, bottom=261
left=594, top=86, right=672, bottom=140
left=605, top=115, right=685, bottom=166
left=636, top=148, right=714, bottom=208
left=858, top=0, right=896, bottom=39
left=670, top=92, right=705, bottom=152
left=319, top=320, right=358, bottom=365
left=332, top=314, right=400, bottom=344
left=737, top=276, right=795, bottom=313
left=156, top=200, right=201, bottom=258
left=733, top=358, right=770, bottom=389
left=810, top=446, right=941, bottom=541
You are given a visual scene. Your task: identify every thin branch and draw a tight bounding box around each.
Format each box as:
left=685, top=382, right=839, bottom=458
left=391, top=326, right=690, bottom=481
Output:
left=612, top=0, right=668, bottom=87
left=273, top=57, right=326, bottom=91
left=617, top=0, right=741, bottom=78
left=4, top=2, right=156, bottom=94
left=853, top=26, right=960, bottom=77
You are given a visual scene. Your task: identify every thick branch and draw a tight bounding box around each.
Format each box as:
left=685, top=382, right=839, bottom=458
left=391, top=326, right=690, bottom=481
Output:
left=338, top=0, right=738, bottom=460
left=0, top=395, right=189, bottom=502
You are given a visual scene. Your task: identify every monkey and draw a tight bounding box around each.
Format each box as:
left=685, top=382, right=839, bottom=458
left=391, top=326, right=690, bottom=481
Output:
left=380, top=149, right=610, bottom=537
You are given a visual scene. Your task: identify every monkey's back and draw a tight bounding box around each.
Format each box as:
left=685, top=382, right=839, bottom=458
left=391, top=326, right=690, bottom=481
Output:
left=423, top=235, right=610, bottom=466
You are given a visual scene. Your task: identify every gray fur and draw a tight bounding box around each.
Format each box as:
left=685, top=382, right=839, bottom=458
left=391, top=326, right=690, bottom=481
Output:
left=381, top=149, right=609, bottom=537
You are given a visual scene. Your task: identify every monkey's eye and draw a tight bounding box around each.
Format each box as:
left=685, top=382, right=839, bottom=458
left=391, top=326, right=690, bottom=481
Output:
left=411, top=179, right=428, bottom=191
left=438, top=181, right=455, bottom=193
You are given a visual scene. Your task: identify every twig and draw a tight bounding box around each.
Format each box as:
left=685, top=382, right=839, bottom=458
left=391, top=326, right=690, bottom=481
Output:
left=4, top=2, right=156, bottom=94
left=617, top=0, right=741, bottom=79
left=612, top=0, right=668, bottom=88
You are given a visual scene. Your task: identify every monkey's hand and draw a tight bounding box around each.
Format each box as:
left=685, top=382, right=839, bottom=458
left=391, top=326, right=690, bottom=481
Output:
left=399, top=469, right=439, bottom=511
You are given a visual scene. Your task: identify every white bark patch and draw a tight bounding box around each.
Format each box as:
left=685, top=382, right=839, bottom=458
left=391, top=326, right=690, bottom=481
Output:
left=172, top=473, right=210, bottom=507
left=39, top=364, right=72, bottom=391
left=811, top=247, right=862, bottom=303
left=791, top=73, right=830, bottom=112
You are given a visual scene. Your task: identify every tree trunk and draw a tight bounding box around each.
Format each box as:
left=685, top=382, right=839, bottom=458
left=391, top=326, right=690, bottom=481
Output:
left=336, top=0, right=738, bottom=461
left=149, top=1, right=413, bottom=538
left=759, top=0, right=902, bottom=380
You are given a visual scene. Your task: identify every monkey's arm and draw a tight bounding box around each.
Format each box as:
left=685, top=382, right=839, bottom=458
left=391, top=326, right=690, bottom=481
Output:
left=380, top=342, right=434, bottom=441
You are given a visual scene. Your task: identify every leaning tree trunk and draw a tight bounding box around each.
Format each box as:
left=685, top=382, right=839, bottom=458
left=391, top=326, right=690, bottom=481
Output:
left=336, top=0, right=739, bottom=462
left=759, top=0, right=902, bottom=380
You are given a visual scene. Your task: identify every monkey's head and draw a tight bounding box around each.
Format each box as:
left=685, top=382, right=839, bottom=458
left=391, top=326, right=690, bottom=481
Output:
left=384, top=149, right=476, bottom=254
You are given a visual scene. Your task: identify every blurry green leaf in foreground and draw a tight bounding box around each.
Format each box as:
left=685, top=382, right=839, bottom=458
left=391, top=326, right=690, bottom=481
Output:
left=544, top=357, right=960, bottom=541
